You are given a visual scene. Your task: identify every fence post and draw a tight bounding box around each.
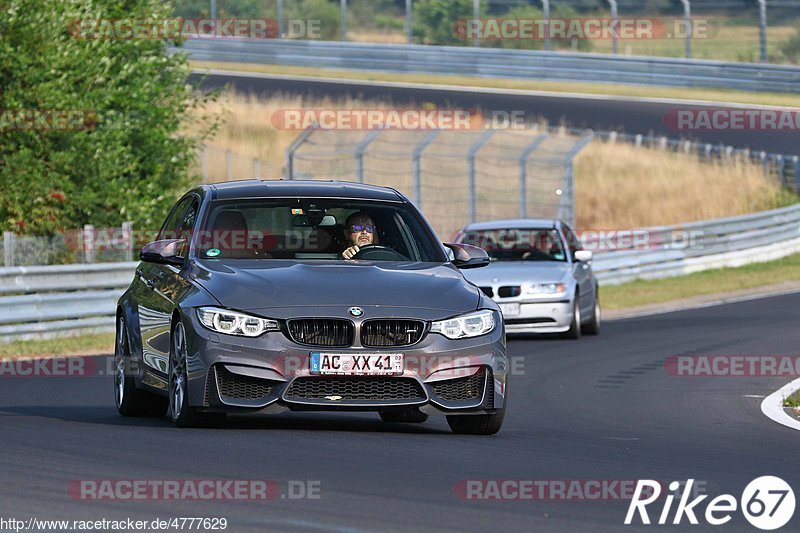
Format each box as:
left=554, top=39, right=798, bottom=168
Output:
left=541, top=0, right=550, bottom=51
left=253, top=158, right=261, bottom=180
left=518, top=134, right=548, bottom=219
left=793, top=156, right=800, bottom=193
left=559, top=132, right=595, bottom=228
left=411, top=130, right=440, bottom=208
left=83, top=224, right=95, bottom=264
left=122, top=221, right=133, bottom=262
left=606, top=0, right=618, bottom=55
left=200, top=144, right=207, bottom=182
left=776, top=155, right=785, bottom=186
left=405, top=0, right=413, bottom=44
left=354, top=129, right=383, bottom=183
left=226, top=149, right=233, bottom=180
left=340, top=0, right=348, bottom=41
left=285, top=127, right=316, bottom=180
left=472, top=0, right=480, bottom=48
left=467, top=130, right=496, bottom=223
left=757, top=0, right=767, bottom=63
left=680, top=0, right=692, bottom=58
left=3, top=231, right=13, bottom=267
left=277, top=0, right=285, bottom=38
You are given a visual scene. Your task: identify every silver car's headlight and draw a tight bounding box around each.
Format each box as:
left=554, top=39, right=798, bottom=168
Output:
left=525, top=283, right=567, bottom=295
left=430, top=310, right=495, bottom=340
left=197, top=307, right=279, bottom=337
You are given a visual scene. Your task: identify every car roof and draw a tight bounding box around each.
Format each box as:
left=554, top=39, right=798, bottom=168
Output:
left=205, top=180, right=405, bottom=202
left=462, top=218, right=560, bottom=231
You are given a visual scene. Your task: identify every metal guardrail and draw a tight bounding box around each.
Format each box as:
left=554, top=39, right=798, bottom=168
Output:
left=181, top=39, right=800, bottom=93
left=1, top=203, right=799, bottom=341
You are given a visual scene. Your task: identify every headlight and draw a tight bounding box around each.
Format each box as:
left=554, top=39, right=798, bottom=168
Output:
left=430, top=310, right=495, bottom=340
left=196, top=307, right=279, bottom=337
left=525, top=283, right=567, bottom=295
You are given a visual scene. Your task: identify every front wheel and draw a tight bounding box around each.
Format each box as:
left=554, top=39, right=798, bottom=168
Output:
left=582, top=295, right=601, bottom=335
left=115, top=316, right=167, bottom=417
left=446, top=409, right=505, bottom=435
left=561, top=296, right=581, bottom=340
left=169, top=322, right=223, bottom=428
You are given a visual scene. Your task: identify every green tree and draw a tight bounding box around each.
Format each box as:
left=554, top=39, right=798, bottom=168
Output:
left=413, top=0, right=486, bottom=46
left=0, top=0, right=216, bottom=235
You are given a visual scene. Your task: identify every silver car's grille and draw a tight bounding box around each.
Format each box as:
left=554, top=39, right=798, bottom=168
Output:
left=498, top=286, right=521, bottom=298
left=431, top=368, right=486, bottom=401
left=216, top=366, right=274, bottom=402
left=287, top=319, right=354, bottom=347
left=361, top=320, right=426, bottom=347
left=285, top=377, right=425, bottom=401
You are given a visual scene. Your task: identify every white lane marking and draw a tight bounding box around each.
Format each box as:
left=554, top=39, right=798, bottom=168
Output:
left=743, top=395, right=764, bottom=398
left=192, top=68, right=800, bottom=111
left=761, top=377, right=800, bottom=431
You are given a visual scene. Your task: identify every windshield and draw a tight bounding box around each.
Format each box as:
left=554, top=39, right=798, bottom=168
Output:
left=195, top=198, right=445, bottom=262
left=458, top=228, right=567, bottom=262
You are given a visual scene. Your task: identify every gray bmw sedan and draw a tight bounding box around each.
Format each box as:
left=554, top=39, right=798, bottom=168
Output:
left=115, top=180, right=507, bottom=434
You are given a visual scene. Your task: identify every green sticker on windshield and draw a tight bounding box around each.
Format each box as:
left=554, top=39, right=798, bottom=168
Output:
left=553, top=253, right=564, bottom=260
left=206, top=248, right=221, bottom=258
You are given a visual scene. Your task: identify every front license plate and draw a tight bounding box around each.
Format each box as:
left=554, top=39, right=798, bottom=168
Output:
left=499, top=303, right=521, bottom=316
left=310, top=353, right=404, bottom=376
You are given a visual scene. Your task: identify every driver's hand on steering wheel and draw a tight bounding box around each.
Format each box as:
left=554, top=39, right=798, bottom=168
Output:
left=342, top=245, right=361, bottom=259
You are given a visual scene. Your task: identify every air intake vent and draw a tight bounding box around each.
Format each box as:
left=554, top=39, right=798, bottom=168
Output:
left=361, top=320, right=426, bottom=347
left=285, top=377, right=425, bottom=401
left=287, top=319, right=354, bottom=347
left=431, top=368, right=486, bottom=401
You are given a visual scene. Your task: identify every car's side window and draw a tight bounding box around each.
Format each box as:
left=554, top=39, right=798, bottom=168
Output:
left=158, top=197, right=191, bottom=240
left=175, top=198, right=200, bottom=259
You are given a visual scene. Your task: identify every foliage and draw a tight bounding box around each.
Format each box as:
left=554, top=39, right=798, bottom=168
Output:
left=0, top=0, right=216, bottom=235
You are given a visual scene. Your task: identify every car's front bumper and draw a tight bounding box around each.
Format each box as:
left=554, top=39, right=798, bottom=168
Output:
left=500, top=300, right=573, bottom=334
left=179, top=311, right=507, bottom=416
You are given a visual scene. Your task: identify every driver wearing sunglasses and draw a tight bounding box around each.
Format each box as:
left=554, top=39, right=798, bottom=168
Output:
left=341, top=211, right=380, bottom=259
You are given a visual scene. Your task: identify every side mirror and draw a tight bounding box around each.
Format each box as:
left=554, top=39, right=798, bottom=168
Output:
left=574, top=250, right=593, bottom=262
left=444, top=242, right=490, bottom=269
left=140, top=239, right=186, bottom=266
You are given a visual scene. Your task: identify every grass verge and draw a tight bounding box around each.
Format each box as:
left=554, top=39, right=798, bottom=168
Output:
left=0, top=332, right=114, bottom=360
left=783, top=391, right=800, bottom=408
left=190, top=61, right=800, bottom=108
left=602, top=252, right=800, bottom=310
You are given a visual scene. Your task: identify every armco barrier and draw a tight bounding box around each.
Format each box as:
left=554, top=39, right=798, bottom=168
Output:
left=180, top=39, right=800, bottom=93
left=1, top=203, right=798, bottom=340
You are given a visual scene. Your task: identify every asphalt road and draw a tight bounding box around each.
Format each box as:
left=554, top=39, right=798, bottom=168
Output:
left=1, top=293, right=798, bottom=532
left=188, top=72, right=800, bottom=155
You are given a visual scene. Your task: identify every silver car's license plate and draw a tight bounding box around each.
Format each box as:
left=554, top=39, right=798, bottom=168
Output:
left=499, top=303, right=521, bottom=316
left=310, top=352, right=404, bottom=375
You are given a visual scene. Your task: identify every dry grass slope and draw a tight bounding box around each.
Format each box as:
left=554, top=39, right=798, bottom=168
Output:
left=190, top=92, right=798, bottom=231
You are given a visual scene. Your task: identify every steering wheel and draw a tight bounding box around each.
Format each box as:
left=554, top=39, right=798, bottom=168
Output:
left=352, top=244, right=408, bottom=261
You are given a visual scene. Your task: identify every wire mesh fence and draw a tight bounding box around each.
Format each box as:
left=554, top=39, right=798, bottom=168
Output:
left=282, top=127, right=594, bottom=240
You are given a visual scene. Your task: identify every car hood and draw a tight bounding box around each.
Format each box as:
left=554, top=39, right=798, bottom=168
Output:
left=190, top=260, right=480, bottom=317
left=462, top=261, right=571, bottom=286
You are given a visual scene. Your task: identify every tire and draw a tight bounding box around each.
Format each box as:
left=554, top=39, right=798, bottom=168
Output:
left=379, top=409, right=429, bottom=423
left=114, top=316, right=168, bottom=417
left=582, top=293, right=601, bottom=335
left=561, top=296, right=581, bottom=340
left=446, top=409, right=505, bottom=435
left=168, top=322, right=224, bottom=428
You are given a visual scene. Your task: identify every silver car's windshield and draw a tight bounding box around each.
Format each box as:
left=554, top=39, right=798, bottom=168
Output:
left=458, top=228, right=567, bottom=262
left=195, top=198, right=445, bottom=262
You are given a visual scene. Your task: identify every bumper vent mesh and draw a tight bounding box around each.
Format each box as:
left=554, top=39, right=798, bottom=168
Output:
left=431, top=368, right=487, bottom=401
left=285, top=377, right=425, bottom=401
left=216, top=366, right=274, bottom=402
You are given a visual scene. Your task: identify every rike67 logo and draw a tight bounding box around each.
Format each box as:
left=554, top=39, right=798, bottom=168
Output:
left=625, top=477, right=795, bottom=530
